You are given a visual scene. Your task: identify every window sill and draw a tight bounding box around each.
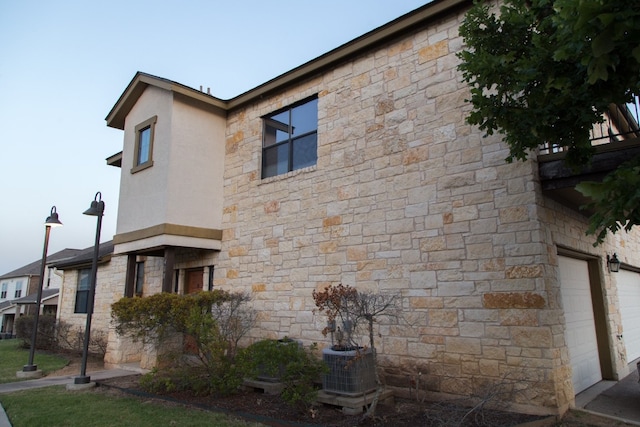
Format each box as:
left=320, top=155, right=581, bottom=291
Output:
left=259, top=165, right=317, bottom=185
left=131, top=161, right=154, bottom=174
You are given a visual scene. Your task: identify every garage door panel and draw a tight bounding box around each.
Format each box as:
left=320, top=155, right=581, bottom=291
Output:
left=618, top=270, right=640, bottom=362
left=559, top=256, right=602, bottom=394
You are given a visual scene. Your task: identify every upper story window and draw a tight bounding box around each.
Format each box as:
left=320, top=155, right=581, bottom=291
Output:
left=262, top=96, right=318, bottom=179
left=131, top=116, right=157, bottom=174
left=1, top=283, right=7, bottom=299
left=14, top=281, right=22, bottom=298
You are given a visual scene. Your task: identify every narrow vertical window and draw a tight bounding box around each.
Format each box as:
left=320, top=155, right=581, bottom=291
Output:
left=1, top=283, right=7, bottom=299
left=132, top=116, right=157, bottom=173
left=14, top=281, right=22, bottom=298
left=135, top=261, right=145, bottom=296
left=74, top=269, right=91, bottom=313
left=137, top=127, right=151, bottom=164
left=208, top=265, right=215, bottom=291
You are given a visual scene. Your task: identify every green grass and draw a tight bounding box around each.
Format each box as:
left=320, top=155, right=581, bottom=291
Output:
left=0, top=386, right=264, bottom=427
left=0, top=339, right=69, bottom=383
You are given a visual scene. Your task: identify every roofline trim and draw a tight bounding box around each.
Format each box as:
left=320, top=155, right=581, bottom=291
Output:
left=105, top=0, right=468, bottom=128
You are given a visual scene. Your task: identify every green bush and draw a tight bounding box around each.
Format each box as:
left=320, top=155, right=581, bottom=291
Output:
left=241, top=339, right=327, bottom=411
left=112, top=291, right=256, bottom=396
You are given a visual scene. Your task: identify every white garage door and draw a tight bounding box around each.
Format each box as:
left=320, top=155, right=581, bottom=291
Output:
left=559, top=256, right=602, bottom=393
left=617, top=269, right=640, bottom=362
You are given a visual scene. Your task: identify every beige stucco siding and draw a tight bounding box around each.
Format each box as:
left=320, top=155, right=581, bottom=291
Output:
left=116, top=87, right=226, bottom=239
left=117, top=86, right=174, bottom=235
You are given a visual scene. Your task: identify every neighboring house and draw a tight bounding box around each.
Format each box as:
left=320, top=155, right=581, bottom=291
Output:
left=53, top=241, right=114, bottom=350
left=96, top=0, right=640, bottom=416
left=0, top=248, right=81, bottom=336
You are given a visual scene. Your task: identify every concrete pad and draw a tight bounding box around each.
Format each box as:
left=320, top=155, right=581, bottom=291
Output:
left=15, top=370, right=42, bottom=380
left=66, top=382, right=97, bottom=391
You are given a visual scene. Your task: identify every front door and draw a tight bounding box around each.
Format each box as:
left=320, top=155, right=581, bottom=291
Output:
left=186, top=268, right=204, bottom=294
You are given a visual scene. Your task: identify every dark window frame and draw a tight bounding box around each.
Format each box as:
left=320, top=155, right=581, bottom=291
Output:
left=262, top=96, right=318, bottom=179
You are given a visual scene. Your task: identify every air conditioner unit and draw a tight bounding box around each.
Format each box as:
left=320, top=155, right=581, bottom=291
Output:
left=322, top=347, right=376, bottom=396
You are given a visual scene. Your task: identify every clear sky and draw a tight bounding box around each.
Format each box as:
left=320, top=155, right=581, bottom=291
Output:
left=0, top=0, right=430, bottom=275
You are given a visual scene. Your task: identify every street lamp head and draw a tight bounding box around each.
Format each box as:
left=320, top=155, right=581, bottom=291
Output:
left=83, top=192, right=105, bottom=217
left=45, top=206, right=63, bottom=228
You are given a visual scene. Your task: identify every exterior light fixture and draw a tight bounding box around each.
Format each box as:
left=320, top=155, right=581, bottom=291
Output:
left=74, top=192, right=105, bottom=386
left=607, top=253, right=621, bottom=273
left=20, top=206, right=62, bottom=378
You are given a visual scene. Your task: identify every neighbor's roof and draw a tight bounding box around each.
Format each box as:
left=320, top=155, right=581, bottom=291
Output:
left=105, top=0, right=469, bottom=130
left=0, top=248, right=83, bottom=280
left=12, top=288, right=59, bottom=305
left=0, top=300, right=14, bottom=312
left=52, top=241, right=114, bottom=270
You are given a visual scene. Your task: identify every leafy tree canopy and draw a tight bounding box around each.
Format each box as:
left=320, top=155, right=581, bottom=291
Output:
left=457, top=0, right=640, bottom=244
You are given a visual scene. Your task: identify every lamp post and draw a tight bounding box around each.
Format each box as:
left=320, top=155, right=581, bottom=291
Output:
left=20, top=206, right=62, bottom=377
left=74, top=192, right=104, bottom=386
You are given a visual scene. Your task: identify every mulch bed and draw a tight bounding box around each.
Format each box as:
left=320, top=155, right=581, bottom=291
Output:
left=96, top=374, right=556, bottom=426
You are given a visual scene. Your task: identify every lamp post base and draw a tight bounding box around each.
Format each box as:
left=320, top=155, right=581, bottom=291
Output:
left=16, top=366, right=42, bottom=379
left=67, top=375, right=96, bottom=391
left=73, top=375, right=92, bottom=384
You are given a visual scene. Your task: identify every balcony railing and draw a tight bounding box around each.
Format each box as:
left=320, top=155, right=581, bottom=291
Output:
left=539, top=94, right=640, bottom=155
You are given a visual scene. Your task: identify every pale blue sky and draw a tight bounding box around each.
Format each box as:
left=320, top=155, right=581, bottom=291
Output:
left=0, top=0, right=430, bottom=274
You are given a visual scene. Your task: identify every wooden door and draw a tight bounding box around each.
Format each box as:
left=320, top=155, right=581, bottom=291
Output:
left=186, top=269, right=204, bottom=294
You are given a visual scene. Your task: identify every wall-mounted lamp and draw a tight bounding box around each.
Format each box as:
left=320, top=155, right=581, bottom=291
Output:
left=607, top=253, right=621, bottom=273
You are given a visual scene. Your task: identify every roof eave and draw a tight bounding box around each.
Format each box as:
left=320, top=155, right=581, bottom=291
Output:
left=105, top=0, right=469, bottom=127
left=106, top=72, right=227, bottom=130
left=227, top=0, right=469, bottom=110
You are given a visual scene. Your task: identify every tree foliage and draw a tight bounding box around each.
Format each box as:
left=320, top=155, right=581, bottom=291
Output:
left=458, top=0, right=640, bottom=243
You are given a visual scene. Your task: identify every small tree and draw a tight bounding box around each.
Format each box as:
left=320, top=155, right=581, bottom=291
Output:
left=312, top=284, right=396, bottom=418
left=457, top=0, right=640, bottom=244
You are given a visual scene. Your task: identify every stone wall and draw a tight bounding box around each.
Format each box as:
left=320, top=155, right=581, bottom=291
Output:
left=200, top=6, right=640, bottom=414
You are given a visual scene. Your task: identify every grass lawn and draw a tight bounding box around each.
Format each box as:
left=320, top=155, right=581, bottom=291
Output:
left=0, top=386, right=264, bottom=427
left=0, top=338, right=69, bottom=383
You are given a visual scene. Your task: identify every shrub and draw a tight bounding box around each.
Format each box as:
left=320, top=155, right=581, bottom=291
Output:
left=55, top=320, right=107, bottom=357
left=241, top=339, right=327, bottom=411
left=112, top=290, right=256, bottom=396
left=14, top=314, right=57, bottom=350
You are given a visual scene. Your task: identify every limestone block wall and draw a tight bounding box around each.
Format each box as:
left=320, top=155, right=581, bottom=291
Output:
left=212, top=7, right=576, bottom=414
left=103, top=255, right=166, bottom=366
left=58, top=258, right=127, bottom=351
